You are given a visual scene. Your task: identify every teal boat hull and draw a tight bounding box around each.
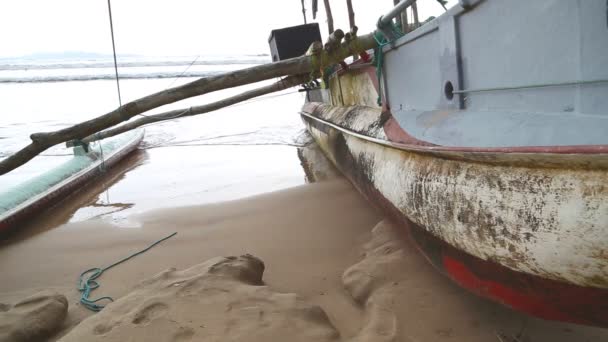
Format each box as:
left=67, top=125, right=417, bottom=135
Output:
left=0, top=130, right=144, bottom=236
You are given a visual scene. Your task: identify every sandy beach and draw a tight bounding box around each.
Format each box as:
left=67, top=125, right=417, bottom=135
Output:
left=0, top=178, right=378, bottom=340
left=1, top=165, right=608, bottom=340
left=2, top=0, right=606, bottom=340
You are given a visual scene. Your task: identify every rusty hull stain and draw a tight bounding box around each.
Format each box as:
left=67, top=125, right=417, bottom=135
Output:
left=416, top=110, right=455, bottom=129
left=329, top=68, right=378, bottom=108
left=303, top=114, right=608, bottom=289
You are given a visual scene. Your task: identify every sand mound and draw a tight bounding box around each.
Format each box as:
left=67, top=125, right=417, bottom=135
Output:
left=0, top=291, right=68, bottom=342
left=60, top=254, right=340, bottom=342
left=343, top=220, right=608, bottom=342
left=343, top=221, right=405, bottom=342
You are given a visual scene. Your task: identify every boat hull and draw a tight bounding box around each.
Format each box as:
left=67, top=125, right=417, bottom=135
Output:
left=298, top=0, right=608, bottom=328
left=301, top=104, right=608, bottom=327
left=0, top=130, right=144, bottom=237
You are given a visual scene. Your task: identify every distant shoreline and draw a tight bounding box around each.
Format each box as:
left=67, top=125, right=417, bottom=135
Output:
left=0, top=70, right=246, bottom=84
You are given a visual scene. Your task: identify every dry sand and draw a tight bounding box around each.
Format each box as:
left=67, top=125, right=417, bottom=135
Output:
left=60, top=254, right=343, bottom=342
left=1, top=176, right=607, bottom=341
left=0, top=179, right=379, bottom=340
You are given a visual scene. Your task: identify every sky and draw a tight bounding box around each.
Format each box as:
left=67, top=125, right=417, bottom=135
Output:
left=0, top=0, right=452, bottom=58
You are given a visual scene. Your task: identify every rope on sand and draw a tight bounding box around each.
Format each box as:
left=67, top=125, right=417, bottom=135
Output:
left=78, top=232, right=177, bottom=311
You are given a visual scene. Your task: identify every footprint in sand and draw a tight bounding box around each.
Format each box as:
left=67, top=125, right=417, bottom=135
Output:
left=172, top=327, right=195, bottom=341
left=131, top=302, right=169, bottom=325
left=92, top=323, right=114, bottom=335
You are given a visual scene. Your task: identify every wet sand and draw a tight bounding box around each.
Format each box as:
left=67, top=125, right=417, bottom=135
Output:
left=0, top=179, right=380, bottom=340
left=2, top=142, right=309, bottom=242
left=1, top=145, right=607, bottom=340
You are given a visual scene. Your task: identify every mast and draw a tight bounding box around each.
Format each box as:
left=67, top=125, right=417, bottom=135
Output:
left=412, top=1, right=419, bottom=28
left=392, top=0, right=409, bottom=33
left=346, top=0, right=355, bottom=29
left=323, top=0, right=334, bottom=33
left=300, top=0, right=307, bottom=24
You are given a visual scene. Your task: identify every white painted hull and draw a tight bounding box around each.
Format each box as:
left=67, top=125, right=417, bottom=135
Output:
left=301, top=103, right=608, bottom=326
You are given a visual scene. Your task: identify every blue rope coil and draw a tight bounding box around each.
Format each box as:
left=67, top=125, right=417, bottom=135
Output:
left=78, top=232, right=177, bottom=311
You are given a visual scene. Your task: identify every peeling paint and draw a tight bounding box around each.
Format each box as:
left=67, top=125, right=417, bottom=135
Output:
left=329, top=67, right=378, bottom=107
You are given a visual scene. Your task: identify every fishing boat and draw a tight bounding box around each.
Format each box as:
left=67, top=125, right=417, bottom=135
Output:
left=300, top=0, right=608, bottom=327
left=0, top=129, right=144, bottom=236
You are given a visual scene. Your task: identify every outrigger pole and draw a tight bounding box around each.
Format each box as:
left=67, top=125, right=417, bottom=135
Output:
left=0, top=0, right=428, bottom=176
left=0, top=31, right=377, bottom=175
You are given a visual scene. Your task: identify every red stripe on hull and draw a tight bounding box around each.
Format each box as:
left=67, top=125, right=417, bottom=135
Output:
left=443, top=256, right=574, bottom=323
left=381, top=111, right=608, bottom=154
left=383, top=116, right=437, bottom=146
left=376, top=182, right=608, bottom=328
left=379, top=184, right=608, bottom=328
left=303, top=115, right=608, bottom=327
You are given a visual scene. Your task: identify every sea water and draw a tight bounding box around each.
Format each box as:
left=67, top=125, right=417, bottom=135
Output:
left=0, top=55, right=310, bottom=226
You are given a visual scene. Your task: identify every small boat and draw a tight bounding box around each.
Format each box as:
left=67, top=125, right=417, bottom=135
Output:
left=300, top=0, right=608, bottom=327
left=0, top=129, right=144, bottom=236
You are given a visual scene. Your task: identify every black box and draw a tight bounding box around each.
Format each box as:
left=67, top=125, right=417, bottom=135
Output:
left=268, top=23, right=322, bottom=62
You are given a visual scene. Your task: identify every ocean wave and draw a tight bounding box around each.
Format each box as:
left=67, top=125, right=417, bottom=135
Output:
left=0, top=70, right=229, bottom=83
left=0, top=58, right=269, bottom=71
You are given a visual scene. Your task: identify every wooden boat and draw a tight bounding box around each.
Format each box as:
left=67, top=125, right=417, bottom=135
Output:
left=0, top=129, right=144, bottom=236
left=301, top=0, right=608, bottom=327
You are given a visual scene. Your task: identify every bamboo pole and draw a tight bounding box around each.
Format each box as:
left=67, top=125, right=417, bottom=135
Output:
left=323, top=0, right=334, bottom=34
left=346, top=0, right=357, bottom=61
left=301, top=0, right=307, bottom=24
left=312, top=0, right=319, bottom=19
left=0, top=33, right=376, bottom=175
left=401, top=10, right=409, bottom=33
left=346, top=0, right=355, bottom=29
left=412, top=1, right=419, bottom=28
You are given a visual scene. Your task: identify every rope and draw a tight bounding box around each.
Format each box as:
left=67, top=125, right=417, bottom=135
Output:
left=138, top=89, right=300, bottom=129
left=452, top=79, right=608, bottom=94
left=78, top=232, right=177, bottom=312
left=153, top=108, right=192, bottom=122
left=106, top=0, right=122, bottom=107
left=436, top=0, right=448, bottom=11
left=373, top=23, right=403, bottom=106
left=166, top=56, right=200, bottom=89
left=143, top=141, right=307, bottom=149
left=372, top=32, right=386, bottom=106
left=94, top=132, right=111, bottom=202
left=81, top=89, right=301, bottom=140
left=232, top=89, right=300, bottom=106
left=95, top=133, right=106, bottom=172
